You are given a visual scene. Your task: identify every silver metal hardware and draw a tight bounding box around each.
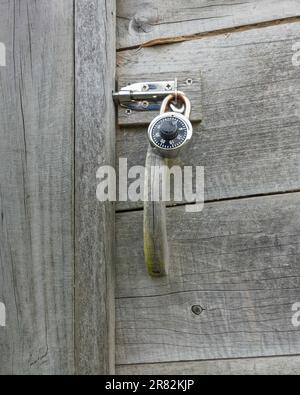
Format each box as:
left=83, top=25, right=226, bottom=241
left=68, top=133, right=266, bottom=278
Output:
left=148, top=93, right=193, bottom=158
left=113, top=79, right=179, bottom=112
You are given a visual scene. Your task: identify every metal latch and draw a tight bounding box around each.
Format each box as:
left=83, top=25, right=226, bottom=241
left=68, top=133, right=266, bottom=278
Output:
left=113, top=79, right=178, bottom=112
left=114, top=73, right=202, bottom=126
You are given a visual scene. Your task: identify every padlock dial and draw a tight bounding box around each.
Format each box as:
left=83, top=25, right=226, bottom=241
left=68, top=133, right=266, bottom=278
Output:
left=150, top=115, right=188, bottom=150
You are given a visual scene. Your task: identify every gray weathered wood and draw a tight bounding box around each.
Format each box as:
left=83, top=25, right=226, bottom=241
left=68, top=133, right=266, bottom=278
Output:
left=75, top=0, right=116, bottom=375
left=117, top=23, right=300, bottom=211
left=144, top=147, right=169, bottom=277
left=116, top=193, right=300, bottom=364
left=0, top=0, right=74, bottom=374
left=117, top=355, right=300, bottom=375
left=117, top=0, right=300, bottom=49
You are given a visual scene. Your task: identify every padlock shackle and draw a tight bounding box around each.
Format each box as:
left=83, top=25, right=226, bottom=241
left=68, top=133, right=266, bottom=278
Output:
left=160, top=92, right=191, bottom=119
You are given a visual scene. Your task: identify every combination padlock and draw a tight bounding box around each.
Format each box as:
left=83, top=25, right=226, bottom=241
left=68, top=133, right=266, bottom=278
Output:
left=147, top=93, right=193, bottom=158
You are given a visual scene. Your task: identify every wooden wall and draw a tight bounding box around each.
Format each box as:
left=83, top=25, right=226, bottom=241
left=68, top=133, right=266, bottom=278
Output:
left=0, top=0, right=116, bottom=375
left=115, top=0, right=300, bottom=375
left=0, top=0, right=299, bottom=375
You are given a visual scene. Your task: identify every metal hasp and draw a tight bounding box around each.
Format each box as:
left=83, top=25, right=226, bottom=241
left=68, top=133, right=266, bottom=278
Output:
left=113, top=79, right=178, bottom=112
left=114, top=72, right=202, bottom=126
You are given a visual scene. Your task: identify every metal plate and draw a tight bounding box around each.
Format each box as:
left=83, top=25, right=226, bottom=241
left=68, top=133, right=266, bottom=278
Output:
left=117, top=71, right=202, bottom=126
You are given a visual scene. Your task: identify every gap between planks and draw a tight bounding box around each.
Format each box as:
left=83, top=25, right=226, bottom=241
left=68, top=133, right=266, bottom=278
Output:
left=116, top=189, right=300, bottom=214
left=117, top=16, right=300, bottom=52
left=116, top=352, right=300, bottom=367
left=115, top=354, right=300, bottom=375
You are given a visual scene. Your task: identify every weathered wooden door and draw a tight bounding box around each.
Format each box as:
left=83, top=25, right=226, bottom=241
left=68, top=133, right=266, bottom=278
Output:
left=1, top=0, right=300, bottom=376
left=115, top=1, right=300, bottom=375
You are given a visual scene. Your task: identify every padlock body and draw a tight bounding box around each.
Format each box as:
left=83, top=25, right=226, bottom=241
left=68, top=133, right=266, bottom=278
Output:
left=148, top=112, right=193, bottom=158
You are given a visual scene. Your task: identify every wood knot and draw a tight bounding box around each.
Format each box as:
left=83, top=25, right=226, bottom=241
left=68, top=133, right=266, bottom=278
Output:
left=191, top=305, right=204, bottom=316
left=130, top=16, right=153, bottom=34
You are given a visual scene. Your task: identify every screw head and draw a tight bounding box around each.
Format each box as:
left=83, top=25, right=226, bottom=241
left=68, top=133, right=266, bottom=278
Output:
left=125, top=109, right=132, bottom=115
left=186, top=78, right=193, bottom=86
left=165, top=83, right=172, bottom=91
left=142, top=84, right=149, bottom=92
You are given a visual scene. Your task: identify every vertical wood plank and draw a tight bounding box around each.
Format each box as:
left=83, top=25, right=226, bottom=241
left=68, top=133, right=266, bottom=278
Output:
left=75, top=0, right=116, bottom=375
left=0, top=0, right=74, bottom=375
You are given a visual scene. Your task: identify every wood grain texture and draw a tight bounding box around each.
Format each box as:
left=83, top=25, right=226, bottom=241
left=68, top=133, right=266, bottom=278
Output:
left=144, top=147, right=169, bottom=277
left=117, top=355, right=300, bottom=375
left=0, top=0, right=74, bottom=374
left=116, top=193, right=300, bottom=364
left=117, top=0, right=300, bottom=49
left=117, top=23, right=300, bottom=211
left=75, top=0, right=116, bottom=375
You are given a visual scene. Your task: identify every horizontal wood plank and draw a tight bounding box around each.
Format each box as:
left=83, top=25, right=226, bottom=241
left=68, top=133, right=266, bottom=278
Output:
left=117, top=355, right=300, bottom=375
left=0, top=0, right=74, bottom=374
left=116, top=193, right=300, bottom=364
left=117, top=0, right=300, bottom=49
left=117, top=23, right=300, bottom=211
